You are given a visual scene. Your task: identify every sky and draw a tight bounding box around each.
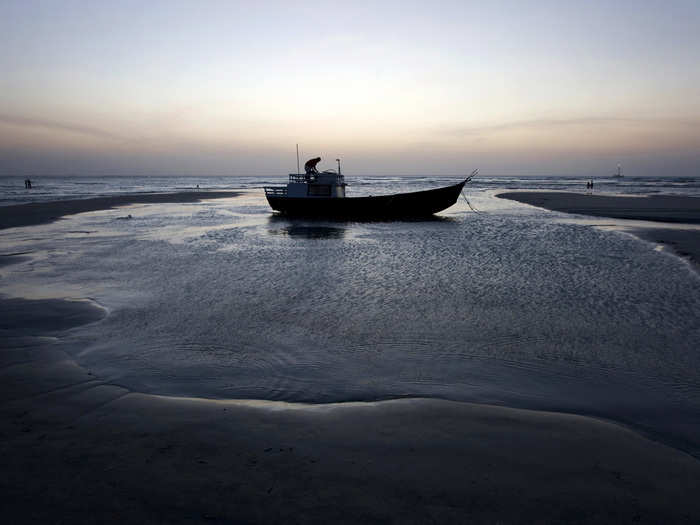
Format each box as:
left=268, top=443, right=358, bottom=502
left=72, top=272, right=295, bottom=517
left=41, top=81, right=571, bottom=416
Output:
left=1, top=0, right=699, bottom=176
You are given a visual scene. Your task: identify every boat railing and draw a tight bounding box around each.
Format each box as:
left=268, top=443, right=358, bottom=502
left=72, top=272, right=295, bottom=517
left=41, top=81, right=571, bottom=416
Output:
left=264, top=187, right=287, bottom=196
left=287, top=172, right=345, bottom=184
left=289, top=173, right=315, bottom=183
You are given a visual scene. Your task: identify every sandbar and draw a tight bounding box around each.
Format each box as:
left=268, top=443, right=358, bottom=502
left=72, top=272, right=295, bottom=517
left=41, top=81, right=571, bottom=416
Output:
left=497, top=191, right=700, bottom=223
left=498, top=191, right=700, bottom=268
left=2, top=297, right=700, bottom=523
left=0, top=191, right=241, bottom=230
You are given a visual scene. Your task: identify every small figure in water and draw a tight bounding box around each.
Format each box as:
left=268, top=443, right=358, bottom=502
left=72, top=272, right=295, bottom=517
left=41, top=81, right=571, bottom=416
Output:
left=304, top=157, right=321, bottom=176
left=24, top=179, right=32, bottom=189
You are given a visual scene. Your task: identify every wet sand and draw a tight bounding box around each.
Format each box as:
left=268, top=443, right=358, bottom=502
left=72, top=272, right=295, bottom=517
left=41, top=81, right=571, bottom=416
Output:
left=0, top=191, right=240, bottom=230
left=629, top=227, right=700, bottom=267
left=498, top=191, right=700, bottom=267
left=496, top=191, right=700, bottom=223
left=2, top=296, right=700, bottom=523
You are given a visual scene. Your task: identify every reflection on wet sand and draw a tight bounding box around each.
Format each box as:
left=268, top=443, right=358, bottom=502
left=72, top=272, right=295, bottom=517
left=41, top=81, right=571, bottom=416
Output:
left=265, top=213, right=458, bottom=241
left=268, top=224, right=347, bottom=239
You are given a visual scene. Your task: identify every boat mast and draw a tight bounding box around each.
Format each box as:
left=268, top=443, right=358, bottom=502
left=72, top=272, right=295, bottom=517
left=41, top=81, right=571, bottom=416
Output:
left=296, top=144, right=300, bottom=175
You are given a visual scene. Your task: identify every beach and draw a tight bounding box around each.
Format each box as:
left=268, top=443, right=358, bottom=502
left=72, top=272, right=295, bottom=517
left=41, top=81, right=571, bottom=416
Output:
left=496, top=192, right=700, bottom=223
left=0, top=191, right=240, bottom=230
left=3, top=297, right=700, bottom=523
left=2, top=183, right=700, bottom=522
left=497, top=191, right=700, bottom=267
left=5, top=0, right=700, bottom=519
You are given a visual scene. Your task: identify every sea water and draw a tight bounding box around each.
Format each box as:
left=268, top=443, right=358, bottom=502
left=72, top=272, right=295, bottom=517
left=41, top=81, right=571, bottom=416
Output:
left=1, top=175, right=699, bottom=456
left=3, top=174, right=700, bottom=206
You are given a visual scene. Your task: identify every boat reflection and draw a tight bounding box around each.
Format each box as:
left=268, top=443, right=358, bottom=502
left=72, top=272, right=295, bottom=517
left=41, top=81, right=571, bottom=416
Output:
left=267, top=218, right=347, bottom=239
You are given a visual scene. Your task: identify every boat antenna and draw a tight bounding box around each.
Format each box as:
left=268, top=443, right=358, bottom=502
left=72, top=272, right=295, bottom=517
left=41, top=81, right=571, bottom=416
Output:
left=296, top=144, right=300, bottom=175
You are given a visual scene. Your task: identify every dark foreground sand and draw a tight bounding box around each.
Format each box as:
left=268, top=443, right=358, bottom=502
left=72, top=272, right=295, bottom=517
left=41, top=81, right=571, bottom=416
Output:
left=498, top=191, right=700, bottom=267
left=0, top=191, right=241, bottom=230
left=2, top=296, right=700, bottom=523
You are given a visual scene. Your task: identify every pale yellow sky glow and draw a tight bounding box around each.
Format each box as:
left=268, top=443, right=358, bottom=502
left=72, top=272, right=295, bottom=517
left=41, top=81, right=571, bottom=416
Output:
left=1, top=1, right=699, bottom=175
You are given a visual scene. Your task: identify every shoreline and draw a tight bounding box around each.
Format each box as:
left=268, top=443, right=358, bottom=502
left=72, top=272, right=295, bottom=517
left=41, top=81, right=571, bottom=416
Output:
left=628, top=226, right=700, bottom=268
left=2, top=296, right=700, bottom=522
left=496, top=191, right=700, bottom=223
left=497, top=191, right=700, bottom=268
left=0, top=190, right=241, bottom=230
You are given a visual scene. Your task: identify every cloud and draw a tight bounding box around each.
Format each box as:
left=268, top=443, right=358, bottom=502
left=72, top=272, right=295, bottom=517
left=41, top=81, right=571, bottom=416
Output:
left=0, top=113, right=124, bottom=142
left=442, top=117, right=700, bottom=137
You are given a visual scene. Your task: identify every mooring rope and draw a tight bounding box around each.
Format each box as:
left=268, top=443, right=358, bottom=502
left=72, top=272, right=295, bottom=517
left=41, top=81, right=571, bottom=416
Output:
left=461, top=189, right=483, bottom=214
left=461, top=169, right=483, bottom=214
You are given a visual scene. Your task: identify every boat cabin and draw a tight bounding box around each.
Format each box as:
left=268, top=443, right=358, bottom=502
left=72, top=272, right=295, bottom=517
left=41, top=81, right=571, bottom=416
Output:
left=264, top=171, right=347, bottom=199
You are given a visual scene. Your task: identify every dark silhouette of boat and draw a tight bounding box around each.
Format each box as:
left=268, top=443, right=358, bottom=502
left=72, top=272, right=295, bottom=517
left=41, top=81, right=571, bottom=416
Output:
left=264, top=164, right=475, bottom=219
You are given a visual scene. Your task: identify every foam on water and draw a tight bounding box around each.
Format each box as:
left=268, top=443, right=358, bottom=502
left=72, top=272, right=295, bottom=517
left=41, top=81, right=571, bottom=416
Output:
left=1, top=178, right=700, bottom=455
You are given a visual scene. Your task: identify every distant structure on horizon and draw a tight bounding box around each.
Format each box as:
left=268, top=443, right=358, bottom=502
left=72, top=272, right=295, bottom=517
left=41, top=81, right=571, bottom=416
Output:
left=613, top=165, right=623, bottom=178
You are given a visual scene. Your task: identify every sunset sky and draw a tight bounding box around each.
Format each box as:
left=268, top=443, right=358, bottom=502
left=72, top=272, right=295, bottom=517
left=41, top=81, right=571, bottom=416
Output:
left=1, top=0, right=699, bottom=176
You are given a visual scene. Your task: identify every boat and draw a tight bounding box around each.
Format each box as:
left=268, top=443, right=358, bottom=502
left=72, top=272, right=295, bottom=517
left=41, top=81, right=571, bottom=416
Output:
left=613, top=165, right=623, bottom=178
left=264, top=159, right=475, bottom=219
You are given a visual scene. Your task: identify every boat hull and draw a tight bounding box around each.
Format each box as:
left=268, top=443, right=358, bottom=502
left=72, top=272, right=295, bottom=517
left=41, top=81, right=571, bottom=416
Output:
left=266, top=180, right=467, bottom=218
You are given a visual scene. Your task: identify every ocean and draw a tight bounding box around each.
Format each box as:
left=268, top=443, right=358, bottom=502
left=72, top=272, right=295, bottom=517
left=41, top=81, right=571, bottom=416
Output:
left=3, top=174, right=700, bottom=207
left=1, top=174, right=699, bottom=456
